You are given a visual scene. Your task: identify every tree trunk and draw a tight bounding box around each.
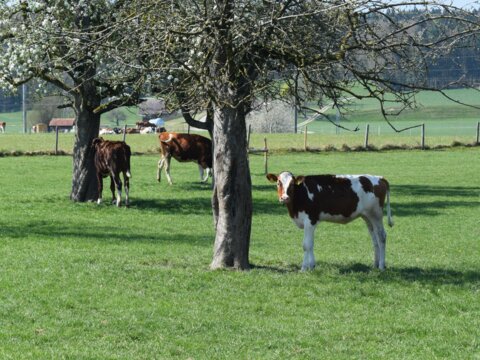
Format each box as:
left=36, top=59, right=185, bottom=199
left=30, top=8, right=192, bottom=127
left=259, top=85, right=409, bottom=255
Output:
left=70, top=96, right=101, bottom=202
left=210, top=106, right=252, bottom=270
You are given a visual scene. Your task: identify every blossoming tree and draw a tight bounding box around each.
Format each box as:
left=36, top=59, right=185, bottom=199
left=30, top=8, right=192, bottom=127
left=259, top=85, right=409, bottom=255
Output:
left=0, top=0, right=145, bottom=201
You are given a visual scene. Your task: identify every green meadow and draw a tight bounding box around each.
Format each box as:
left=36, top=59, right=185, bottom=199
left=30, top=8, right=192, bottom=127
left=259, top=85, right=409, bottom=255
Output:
left=0, top=148, right=479, bottom=359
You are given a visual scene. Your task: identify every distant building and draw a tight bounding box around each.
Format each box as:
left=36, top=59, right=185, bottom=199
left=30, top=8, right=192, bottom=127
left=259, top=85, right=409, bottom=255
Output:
left=49, top=118, right=75, bottom=132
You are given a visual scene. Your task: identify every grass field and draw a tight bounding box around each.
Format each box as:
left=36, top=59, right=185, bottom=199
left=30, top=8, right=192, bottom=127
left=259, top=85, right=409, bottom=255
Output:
left=0, top=148, right=479, bottom=358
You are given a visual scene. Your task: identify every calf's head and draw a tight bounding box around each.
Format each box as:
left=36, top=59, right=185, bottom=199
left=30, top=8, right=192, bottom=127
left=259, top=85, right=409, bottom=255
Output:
left=91, top=137, right=105, bottom=149
left=266, top=172, right=305, bottom=204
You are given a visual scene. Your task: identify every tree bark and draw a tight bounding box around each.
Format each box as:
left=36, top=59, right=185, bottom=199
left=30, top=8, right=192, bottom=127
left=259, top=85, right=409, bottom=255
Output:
left=210, top=105, right=252, bottom=270
left=70, top=94, right=101, bottom=202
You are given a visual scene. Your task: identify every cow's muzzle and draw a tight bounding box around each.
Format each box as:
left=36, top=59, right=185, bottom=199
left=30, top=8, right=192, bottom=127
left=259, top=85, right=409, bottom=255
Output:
left=279, top=195, right=290, bottom=204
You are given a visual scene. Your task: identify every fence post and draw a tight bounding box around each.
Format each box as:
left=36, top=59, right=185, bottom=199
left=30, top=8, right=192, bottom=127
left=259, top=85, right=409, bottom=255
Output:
left=364, top=124, right=370, bottom=150
left=55, top=126, right=59, bottom=155
left=477, top=122, right=479, bottom=144
left=123, top=125, right=127, bottom=142
left=264, top=137, right=268, bottom=175
left=421, top=123, right=425, bottom=150
left=304, top=126, right=308, bottom=151
left=247, top=124, right=252, bottom=150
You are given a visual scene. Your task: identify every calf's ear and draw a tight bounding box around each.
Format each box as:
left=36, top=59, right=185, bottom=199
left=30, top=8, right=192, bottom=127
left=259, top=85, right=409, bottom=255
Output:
left=266, top=173, right=278, bottom=183
left=294, top=176, right=305, bottom=185
left=91, top=138, right=101, bottom=147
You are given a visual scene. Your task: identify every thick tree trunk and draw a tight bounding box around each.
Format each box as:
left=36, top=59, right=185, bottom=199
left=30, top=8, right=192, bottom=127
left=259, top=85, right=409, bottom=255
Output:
left=70, top=97, right=101, bottom=202
left=210, top=106, right=252, bottom=270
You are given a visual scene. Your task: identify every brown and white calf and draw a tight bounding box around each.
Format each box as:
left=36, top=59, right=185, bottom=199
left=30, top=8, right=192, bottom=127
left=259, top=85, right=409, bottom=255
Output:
left=267, top=172, right=393, bottom=271
left=92, top=137, right=132, bottom=207
left=157, top=132, right=212, bottom=185
left=0, top=121, right=5, bottom=133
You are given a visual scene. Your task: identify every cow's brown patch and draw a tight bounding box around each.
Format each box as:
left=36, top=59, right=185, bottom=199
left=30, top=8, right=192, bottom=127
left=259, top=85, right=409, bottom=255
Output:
left=159, top=132, right=212, bottom=169
left=373, top=178, right=389, bottom=207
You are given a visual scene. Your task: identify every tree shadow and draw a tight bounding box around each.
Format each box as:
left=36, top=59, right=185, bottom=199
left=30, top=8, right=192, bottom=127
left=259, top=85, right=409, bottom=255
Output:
left=131, top=197, right=213, bottom=214
left=391, top=184, right=480, bottom=217
left=250, top=261, right=480, bottom=286
left=392, top=184, right=480, bottom=198
left=1, top=221, right=213, bottom=246
left=391, top=200, right=479, bottom=217
left=336, top=262, right=480, bottom=286
left=250, top=263, right=300, bottom=273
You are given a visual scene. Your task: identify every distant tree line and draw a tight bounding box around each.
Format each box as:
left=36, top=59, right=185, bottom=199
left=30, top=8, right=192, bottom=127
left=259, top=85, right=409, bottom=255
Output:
left=382, top=7, right=480, bottom=88
left=0, top=89, right=22, bottom=112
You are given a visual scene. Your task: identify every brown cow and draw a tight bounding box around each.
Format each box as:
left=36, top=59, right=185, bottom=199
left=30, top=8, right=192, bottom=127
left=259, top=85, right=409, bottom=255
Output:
left=157, top=132, right=212, bottom=185
left=92, top=137, right=132, bottom=207
left=267, top=172, right=393, bottom=271
left=0, top=121, right=5, bottom=133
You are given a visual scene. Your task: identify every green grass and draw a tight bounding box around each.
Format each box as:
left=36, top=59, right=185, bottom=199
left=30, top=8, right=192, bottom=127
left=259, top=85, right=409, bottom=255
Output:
left=0, top=149, right=479, bottom=358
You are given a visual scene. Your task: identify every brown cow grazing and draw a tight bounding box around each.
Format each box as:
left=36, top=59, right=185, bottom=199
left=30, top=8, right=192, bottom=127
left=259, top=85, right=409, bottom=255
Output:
left=0, top=121, right=5, bottom=133
left=157, top=132, right=212, bottom=185
left=92, top=137, right=132, bottom=207
left=267, top=172, right=393, bottom=271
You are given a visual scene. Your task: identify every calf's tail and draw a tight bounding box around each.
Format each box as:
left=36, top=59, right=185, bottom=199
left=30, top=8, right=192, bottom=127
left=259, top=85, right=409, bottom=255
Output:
left=386, top=189, right=394, bottom=227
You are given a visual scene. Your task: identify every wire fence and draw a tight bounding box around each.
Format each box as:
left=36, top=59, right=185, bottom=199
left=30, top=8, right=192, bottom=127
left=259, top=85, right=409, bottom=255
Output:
left=1, top=118, right=479, bottom=155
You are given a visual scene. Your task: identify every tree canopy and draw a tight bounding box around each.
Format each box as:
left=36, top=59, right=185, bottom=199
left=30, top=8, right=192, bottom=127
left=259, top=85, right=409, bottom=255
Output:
left=0, top=0, right=149, bottom=201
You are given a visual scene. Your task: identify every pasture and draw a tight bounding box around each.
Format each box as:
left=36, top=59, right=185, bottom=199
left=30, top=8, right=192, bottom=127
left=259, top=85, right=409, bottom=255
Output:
left=0, top=148, right=479, bottom=358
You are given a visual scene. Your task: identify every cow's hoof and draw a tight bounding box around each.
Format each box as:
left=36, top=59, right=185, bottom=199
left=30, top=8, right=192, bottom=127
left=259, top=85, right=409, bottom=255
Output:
left=301, top=264, right=315, bottom=271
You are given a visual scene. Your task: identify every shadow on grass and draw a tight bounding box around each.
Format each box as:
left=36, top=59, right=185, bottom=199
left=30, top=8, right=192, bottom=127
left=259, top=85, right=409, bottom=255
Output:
left=132, top=196, right=287, bottom=216
left=337, top=262, right=480, bottom=286
left=251, top=261, right=480, bottom=286
left=1, top=221, right=213, bottom=246
left=132, top=197, right=213, bottom=214
left=391, top=184, right=480, bottom=217
left=392, top=184, right=480, bottom=198
left=250, top=263, right=300, bottom=273
left=391, top=199, right=479, bottom=217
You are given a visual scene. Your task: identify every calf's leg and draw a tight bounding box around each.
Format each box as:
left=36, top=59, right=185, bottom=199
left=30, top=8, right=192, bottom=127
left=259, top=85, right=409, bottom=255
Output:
left=97, top=175, right=104, bottom=205
left=157, top=156, right=165, bottom=182
left=301, top=222, right=317, bottom=271
left=367, top=216, right=387, bottom=270
left=373, top=220, right=387, bottom=271
left=113, top=175, right=123, bottom=207
left=110, top=176, right=117, bottom=205
left=198, top=165, right=205, bottom=182
left=363, top=217, right=380, bottom=269
left=164, top=157, right=173, bottom=185
left=124, top=172, right=130, bottom=207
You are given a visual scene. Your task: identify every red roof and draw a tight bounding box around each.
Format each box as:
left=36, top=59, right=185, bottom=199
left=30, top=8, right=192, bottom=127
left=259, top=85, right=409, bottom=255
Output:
left=49, top=118, right=75, bottom=127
